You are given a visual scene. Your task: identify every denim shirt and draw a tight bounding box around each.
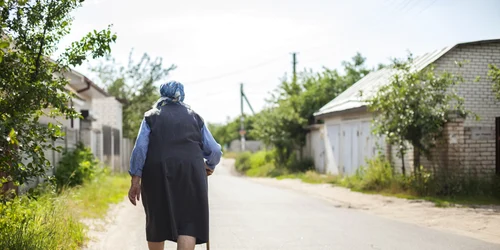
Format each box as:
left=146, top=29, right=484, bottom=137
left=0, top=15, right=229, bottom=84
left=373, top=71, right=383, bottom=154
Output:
left=128, top=119, right=223, bottom=177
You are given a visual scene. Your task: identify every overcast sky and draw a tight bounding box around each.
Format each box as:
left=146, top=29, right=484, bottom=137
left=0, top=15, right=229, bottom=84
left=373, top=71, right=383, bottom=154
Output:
left=59, top=0, right=500, bottom=124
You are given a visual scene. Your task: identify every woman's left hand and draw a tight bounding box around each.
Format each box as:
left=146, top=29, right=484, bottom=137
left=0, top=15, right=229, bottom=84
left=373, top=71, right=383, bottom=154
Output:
left=205, top=163, right=214, bottom=176
left=128, top=176, right=141, bottom=206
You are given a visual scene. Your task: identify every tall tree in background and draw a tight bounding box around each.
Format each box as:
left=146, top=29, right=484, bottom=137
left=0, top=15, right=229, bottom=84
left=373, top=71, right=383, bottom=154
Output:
left=0, top=0, right=116, bottom=186
left=253, top=53, right=372, bottom=167
left=90, top=49, right=176, bottom=139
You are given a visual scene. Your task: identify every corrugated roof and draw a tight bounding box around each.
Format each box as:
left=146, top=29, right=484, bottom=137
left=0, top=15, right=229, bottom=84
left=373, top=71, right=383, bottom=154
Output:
left=314, top=38, right=500, bottom=118
left=314, top=45, right=455, bottom=117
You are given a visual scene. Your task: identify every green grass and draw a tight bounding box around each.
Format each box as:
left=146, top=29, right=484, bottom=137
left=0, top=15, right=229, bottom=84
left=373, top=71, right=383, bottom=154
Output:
left=276, top=171, right=340, bottom=184
left=65, top=172, right=130, bottom=219
left=0, top=171, right=130, bottom=250
left=222, top=151, right=240, bottom=159
left=0, top=191, right=86, bottom=250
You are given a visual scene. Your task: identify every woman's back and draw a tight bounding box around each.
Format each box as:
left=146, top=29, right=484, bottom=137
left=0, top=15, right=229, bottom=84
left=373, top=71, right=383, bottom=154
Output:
left=144, top=104, right=204, bottom=164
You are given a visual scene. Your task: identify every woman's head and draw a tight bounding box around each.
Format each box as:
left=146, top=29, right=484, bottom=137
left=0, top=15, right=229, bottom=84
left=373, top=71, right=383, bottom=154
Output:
left=156, top=81, right=185, bottom=108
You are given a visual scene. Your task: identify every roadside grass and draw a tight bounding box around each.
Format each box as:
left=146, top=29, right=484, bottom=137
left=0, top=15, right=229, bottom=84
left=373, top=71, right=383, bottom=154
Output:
left=65, top=172, right=130, bottom=219
left=276, top=171, right=340, bottom=184
left=222, top=151, right=240, bottom=159
left=235, top=151, right=500, bottom=207
left=0, top=171, right=130, bottom=250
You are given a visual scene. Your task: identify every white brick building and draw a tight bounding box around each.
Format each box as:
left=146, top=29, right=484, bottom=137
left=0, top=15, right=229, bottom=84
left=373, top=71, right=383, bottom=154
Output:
left=311, top=39, right=500, bottom=176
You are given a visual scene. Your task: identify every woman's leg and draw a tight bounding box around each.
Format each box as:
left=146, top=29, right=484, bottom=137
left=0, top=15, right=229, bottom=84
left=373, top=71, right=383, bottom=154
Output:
left=177, top=235, right=196, bottom=250
left=148, top=241, right=165, bottom=250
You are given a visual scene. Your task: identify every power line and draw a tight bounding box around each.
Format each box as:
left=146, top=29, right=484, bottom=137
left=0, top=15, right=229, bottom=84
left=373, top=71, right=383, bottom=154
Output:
left=183, top=55, right=288, bottom=86
left=417, top=0, right=438, bottom=15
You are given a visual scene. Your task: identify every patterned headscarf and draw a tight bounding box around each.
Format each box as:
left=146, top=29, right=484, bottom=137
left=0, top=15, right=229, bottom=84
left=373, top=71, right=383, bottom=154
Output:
left=155, top=81, right=185, bottom=109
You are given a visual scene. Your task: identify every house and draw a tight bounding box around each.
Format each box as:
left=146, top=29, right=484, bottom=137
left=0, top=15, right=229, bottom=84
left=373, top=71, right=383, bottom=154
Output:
left=310, top=39, right=500, bottom=176
left=38, top=68, right=131, bottom=173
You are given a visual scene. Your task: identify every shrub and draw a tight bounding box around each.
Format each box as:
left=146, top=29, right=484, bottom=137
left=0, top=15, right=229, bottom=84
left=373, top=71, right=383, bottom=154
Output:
left=0, top=194, right=85, bottom=250
left=235, top=152, right=252, bottom=173
left=359, top=157, right=395, bottom=191
left=287, top=158, right=314, bottom=173
left=246, top=163, right=276, bottom=177
left=341, top=156, right=395, bottom=191
left=55, top=142, right=99, bottom=189
left=408, top=168, right=500, bottom=199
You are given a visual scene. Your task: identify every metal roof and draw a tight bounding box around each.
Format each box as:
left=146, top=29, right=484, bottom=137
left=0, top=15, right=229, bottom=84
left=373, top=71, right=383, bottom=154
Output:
left=314, top=46, right=454, bottom=118
left=314, top=38, right=500, bottom=118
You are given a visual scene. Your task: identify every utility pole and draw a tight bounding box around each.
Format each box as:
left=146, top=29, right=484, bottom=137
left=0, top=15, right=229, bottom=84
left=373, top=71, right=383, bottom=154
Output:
left=292, top=52, right=298, bottom=83
left=239, top=83, right=255, bottom=152
left=240, top=83, right=246, bottom=152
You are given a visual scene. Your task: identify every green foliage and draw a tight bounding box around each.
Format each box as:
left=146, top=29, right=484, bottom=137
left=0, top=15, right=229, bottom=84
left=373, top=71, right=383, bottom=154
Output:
left=54, top=142, right=99, bottom=189
left=235, top=150, right=280, bottom=176
left=90, top=50, right=176, bottom=139
left=488, top=64, right=500, bottom=100
left=287, top=157, right=315, bottom=173
left=253, top=53, right=372, bottom=168
left=234, top=152, right=252, bottom=173
left=208, top=115, right=257, bottom=149
left=342, top=156, right=396, bottom=191
left=368, top=54, right=475, bottom=175
left=0, top=194, right=85, bottom=250
left=277, top=171, right=339, bottom=184
left=235, top=150, right=313, bottom=177
left=65, top=172, right=130, bottom=219
left=340, top=157, right=500, bottom=204
left=0, top=0, right=116, bottom=185
left=406, top=168, right=500, bottom=199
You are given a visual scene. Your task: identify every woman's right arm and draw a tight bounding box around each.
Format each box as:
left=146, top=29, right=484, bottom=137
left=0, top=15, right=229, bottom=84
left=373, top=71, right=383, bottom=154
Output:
left=129, top=119, right=151, bottom=177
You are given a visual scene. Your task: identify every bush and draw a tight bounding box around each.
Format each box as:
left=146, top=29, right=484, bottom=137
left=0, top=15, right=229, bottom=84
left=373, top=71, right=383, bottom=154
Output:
left=55, top=142, right=99, bottom=189
left=0, top=194, right=85, bottom=250
left=287, top=158, right=315, bottom=173
left=408, top=168, right=500, bottom=199
left=235, top=152, right=252, bottom=173
left=342, top=156, right=395, bottom=191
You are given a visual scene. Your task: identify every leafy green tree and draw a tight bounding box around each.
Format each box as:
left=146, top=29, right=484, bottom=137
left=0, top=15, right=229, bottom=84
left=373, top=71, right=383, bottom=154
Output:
left=488, top=64, right=500, bottom=100
left=253, top=53, right=372, bottom=168
left=0, top=0, right=116, bottom=187
left=368, top=55, right=475, bottom=175
left=90, top=50, right=176, bottom=139
left=208, top=115, right=257, bottom=149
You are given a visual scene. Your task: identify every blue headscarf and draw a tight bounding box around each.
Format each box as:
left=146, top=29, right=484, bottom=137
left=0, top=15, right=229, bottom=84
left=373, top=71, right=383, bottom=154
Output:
left=155, top=81, right=185, bottom=109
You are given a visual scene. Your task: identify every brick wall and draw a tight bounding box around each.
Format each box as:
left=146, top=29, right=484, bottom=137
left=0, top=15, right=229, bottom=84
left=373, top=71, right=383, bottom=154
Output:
left=421, top=41, right=500, bottom=175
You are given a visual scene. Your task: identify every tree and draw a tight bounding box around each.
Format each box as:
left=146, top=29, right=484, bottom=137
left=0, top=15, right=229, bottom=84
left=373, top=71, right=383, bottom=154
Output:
left=488, top=64, right=500, bottom=100
left=90, top=49, right=176, bottom=139
left=208, top=115, right=257, bottom=149
left=368, top=55, right=475, bottom=175
left=253, top=53, right=372, bottom=168
left=0, top=0, right=116, bottom=187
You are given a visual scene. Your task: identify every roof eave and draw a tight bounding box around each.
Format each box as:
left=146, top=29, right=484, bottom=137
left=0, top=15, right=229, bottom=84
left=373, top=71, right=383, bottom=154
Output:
left=315, top=106, right=368, bottom=120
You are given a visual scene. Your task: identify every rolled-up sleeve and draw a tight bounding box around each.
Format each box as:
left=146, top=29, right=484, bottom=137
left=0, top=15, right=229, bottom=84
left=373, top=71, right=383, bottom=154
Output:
left=129, top=119, right=150, bottom=177
left=201, top=124, right=222, bottom=170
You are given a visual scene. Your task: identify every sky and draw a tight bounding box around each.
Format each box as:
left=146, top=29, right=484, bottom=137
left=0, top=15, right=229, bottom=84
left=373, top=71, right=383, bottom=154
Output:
left=59, top=0, right=500, bottom=124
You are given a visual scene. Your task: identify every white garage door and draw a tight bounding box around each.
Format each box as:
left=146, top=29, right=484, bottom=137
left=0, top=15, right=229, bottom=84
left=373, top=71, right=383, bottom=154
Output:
left=326, top=125, right=340, bottom=174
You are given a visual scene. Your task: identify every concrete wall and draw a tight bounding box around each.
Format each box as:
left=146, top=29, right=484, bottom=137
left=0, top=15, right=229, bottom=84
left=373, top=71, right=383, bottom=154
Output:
left=305, top=127, right=326, bottom=173
left=93, top=97, right=124, bottom=171
left=228, top=140, right=265, bottom=153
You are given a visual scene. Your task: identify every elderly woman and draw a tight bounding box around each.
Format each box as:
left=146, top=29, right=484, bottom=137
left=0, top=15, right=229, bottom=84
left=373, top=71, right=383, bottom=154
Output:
left=128, top=81, right=222, bottom=250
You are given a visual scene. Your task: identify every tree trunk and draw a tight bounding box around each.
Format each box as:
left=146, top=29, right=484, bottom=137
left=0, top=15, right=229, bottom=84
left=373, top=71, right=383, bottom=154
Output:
left=413, top=147, right=421, bottom=175
left=401, top=152, right=406, bottom=176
